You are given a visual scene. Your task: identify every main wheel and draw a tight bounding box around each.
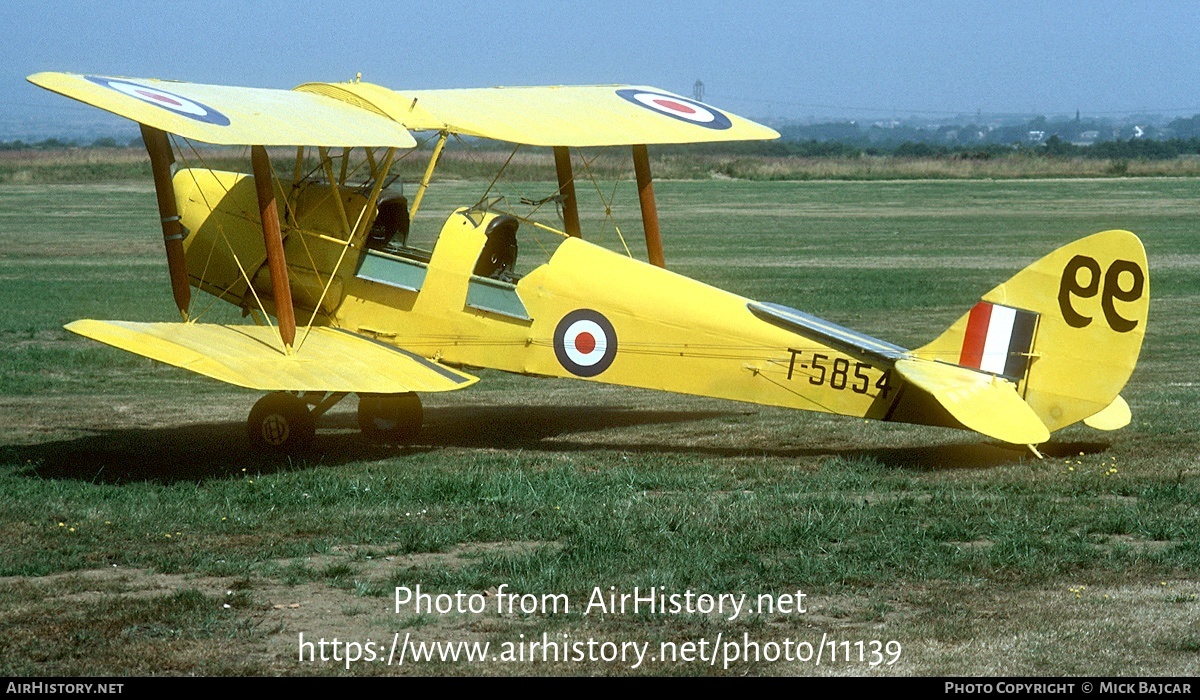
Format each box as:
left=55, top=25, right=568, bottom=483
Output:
left=357, top=393, right=423, bottom=443
left=247, top=392, right=315, bottom=453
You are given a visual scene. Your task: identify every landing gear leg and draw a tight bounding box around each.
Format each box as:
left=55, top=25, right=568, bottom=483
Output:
left=357, top=392, right=423, bottom=443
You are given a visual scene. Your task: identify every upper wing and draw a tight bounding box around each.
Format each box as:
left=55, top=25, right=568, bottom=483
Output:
left=66, top=320, right=476, bottom=393
left=28, top=72, right=416, bottom=148
left=31, top=72, right=774, bottom=147
left=295, top=81, right=780, bottom=146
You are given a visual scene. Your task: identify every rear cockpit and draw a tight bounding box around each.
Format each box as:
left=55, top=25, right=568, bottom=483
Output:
left=472, top=215, right=521, bottom=283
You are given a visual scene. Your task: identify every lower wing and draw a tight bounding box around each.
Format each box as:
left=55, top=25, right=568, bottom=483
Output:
left=66, top=320, right=477, bottom=393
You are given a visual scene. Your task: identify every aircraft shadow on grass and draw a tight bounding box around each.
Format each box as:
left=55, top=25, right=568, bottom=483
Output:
left=1, top=404, right=1110, bottom=485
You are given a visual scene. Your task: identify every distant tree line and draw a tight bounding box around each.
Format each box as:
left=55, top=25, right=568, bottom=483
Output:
left=664, top=136, right=1200, bottom=160
left=0, top=136, right=142, bottom=150
left=7, top=114, right=1200, bottom=161
left=776, top=113, right=1200, bottom=147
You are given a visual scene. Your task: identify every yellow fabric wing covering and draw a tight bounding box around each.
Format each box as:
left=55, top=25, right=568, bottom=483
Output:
left=66, top=320, right=476, bottom=393
left=28, top=72, right=416, bottom=148
left=295, top=82, right=780, bottom=146
left=894, top=358, right=1050, bottom=445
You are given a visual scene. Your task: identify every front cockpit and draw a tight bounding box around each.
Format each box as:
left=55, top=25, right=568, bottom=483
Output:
left=365, top=195, right=412, bottom=253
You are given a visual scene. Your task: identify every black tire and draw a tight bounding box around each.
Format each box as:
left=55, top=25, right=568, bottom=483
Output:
left=247, top=392, right=314, bottom=453
left=357, top=393, right=422, bottom=443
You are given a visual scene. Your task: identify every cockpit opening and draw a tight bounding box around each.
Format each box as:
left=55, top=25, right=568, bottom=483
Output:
left=366, top=195, right=410, bottom=251
left=473, top=215, right=521, bottom=283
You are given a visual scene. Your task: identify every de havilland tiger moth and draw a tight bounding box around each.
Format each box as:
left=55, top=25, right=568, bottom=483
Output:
left=27, top=71, right=1149, bottom=455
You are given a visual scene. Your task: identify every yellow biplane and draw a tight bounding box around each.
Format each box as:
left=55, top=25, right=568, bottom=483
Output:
left=28, top=72, right=1149, bottom=455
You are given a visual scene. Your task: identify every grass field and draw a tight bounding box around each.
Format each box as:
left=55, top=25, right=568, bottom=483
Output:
left=0, top=173, right=1197, bottom=676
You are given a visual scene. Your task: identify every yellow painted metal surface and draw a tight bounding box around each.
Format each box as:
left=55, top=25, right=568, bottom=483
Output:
left=65, top=320, right=476, bottom=393
left=28, top=72, right=415, bottom=147
left=297, top=82, right=780, bottom=146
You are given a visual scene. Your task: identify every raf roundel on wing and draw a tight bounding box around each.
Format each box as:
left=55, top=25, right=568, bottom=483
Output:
left=616, top=89, right=733, bottom=130
left=554, top=310, right=619, bottom=377
left=86, top=76, right=231, bottom=126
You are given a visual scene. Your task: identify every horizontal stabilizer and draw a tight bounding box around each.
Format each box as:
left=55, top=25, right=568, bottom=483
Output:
left=1083, top=395, right=1132, bottom=431
left=28, top=73, right=416, bottom=147
left=748, top=301, right=909, bottom=363
left=66, top=320, right=476, bottom=393
left=894, top=358, right=1049, bottom=445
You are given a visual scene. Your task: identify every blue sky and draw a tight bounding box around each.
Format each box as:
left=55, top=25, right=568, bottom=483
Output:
left=4, top=0, right=1200, bottom=128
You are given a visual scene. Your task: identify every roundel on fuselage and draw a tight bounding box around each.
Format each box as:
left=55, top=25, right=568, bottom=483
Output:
left=554, top=309, right=618, bottom=377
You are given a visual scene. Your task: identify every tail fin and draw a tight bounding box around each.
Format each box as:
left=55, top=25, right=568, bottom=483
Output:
left=915, top=230, right=1149, bottom=434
